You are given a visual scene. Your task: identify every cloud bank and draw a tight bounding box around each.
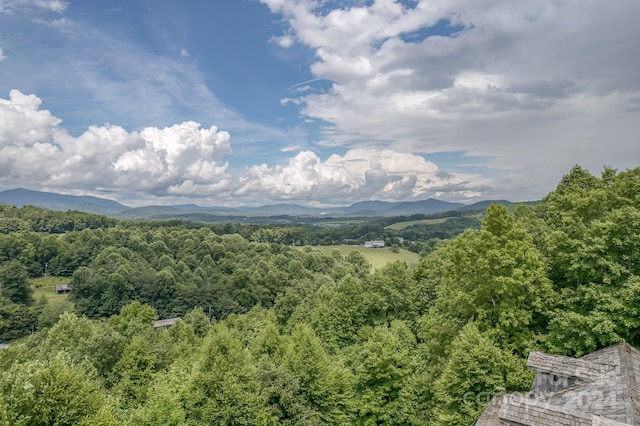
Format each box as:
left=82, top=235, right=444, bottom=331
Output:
left=0, top=90, right=232, bottom=201
left=263, top=0, right=640, bottom=193
left=0, top=90, right=477, bottom=205
left=238, top=148, right=482, bottom=204
left=0, top=0, right=287, bottom=159
left=1, top=1, right=639, bottom=205
left=0, top=0, right=67, bottom=13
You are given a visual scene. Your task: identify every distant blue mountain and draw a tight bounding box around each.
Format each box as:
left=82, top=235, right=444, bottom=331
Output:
left=325, top=198, right=465, bottom=217
left=383, top=199, right=465, bottom=216
left=338, top=200, right=402, bottom=214
left=239, top=203, right=319, bottom=216
left=0, top=188, right=128, bottom=215
left=0, top=188, right=513, bottom=219
left=456, top=200, right=511, bottom=211
left=103, top=199, right=468, bottom=219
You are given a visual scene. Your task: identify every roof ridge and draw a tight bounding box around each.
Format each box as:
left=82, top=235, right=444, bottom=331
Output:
left=528, top=351, right=616, bottom=381
left=617, top=343, right=639, bottom=423
left=581, top=343, right=630, bottom=364
left=499, top=394, right=632, bottom=425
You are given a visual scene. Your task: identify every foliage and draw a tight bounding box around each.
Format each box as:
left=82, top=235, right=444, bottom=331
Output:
left=0, top=297, right=39, bottom=340
left=537, top=166, right=640, bottom=353
left=0, top=260, right=32, bottom=304
left=432, top=323, right=531, bottom=425
left=352, top=322, right=416, bottom=424
left=0, top=352, right=106, bottom=425
left=182, top=323, right=269, bottom=425
left=418, top=205, right=554, bottom=354
left=1, top=165, right=640, bottom=423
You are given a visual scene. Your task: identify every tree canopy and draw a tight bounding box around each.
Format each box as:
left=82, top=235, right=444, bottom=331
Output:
left=1, top=164, right=640, bottom=424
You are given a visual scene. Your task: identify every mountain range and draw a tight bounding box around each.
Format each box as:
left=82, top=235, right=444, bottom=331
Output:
left=0, top=188, right=511, bottom=220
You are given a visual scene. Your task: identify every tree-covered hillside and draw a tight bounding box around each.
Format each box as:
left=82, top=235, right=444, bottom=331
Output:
left=0, top=165, right=639, bottom=425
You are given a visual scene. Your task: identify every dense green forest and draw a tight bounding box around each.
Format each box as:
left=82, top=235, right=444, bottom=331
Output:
left=1, top=165, right=639, bottom=425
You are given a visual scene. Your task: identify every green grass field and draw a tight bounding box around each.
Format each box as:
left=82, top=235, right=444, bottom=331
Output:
left=385, top=217, right=449, bottom=230
left=308, top=245, right=420, bottom=269
left=30, top=276, right=72, bottom=305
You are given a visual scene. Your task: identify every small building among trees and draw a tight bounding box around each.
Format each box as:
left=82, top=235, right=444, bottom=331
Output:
left=153, top=317, right=181, bottom=330
left=364, top=240, right=385, bottom=248
left=55, top=284, right=71, bottom=294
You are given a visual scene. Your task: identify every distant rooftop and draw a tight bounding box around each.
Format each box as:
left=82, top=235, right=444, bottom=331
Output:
left=152, top=317, right=181, bottom=329
left=55, top=284, right=71, bottom=294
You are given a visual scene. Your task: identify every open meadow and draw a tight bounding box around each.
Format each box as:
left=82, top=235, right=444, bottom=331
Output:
left=384, top=217, right=449, bottom=230
left=30, top=276, right=72, bottom=305
left=308, top=245, right=421, bottom=269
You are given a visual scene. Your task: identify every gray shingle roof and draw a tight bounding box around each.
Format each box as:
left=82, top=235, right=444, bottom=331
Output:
left=498, top=394, right=631, bottom=426
left=55, top=284, right=71, bottom=292
left=152, top=317, right=181, bottom=329
left=527, top=351, right=614, bottom=381
left=476, top=343, right=640, bottom=425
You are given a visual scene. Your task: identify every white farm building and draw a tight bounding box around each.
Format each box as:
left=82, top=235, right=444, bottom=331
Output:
left=364, top=240, right=385, bottom=248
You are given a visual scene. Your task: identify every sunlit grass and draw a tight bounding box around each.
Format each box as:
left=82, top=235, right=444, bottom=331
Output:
left=308, top=245, right=420, bottom=269
left=30, top=276, right=72, bottom=305
left=385, top=217, right=449, bottom=230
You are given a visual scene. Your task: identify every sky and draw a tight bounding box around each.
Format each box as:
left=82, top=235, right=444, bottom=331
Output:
left=0, top=0, right=639, bottom=207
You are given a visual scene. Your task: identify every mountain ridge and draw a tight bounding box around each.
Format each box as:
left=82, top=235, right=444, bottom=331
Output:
left=0, top=188, right=512, bottom=219
left=0, top=188, right=128, bottom=215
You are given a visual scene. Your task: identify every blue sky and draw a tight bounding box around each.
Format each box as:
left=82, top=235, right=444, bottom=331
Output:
left=1, top=0, right=639, bottom=206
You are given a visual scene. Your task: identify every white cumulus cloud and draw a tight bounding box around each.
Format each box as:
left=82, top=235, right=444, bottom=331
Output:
left=0, top=90, right=232, bottom=199
left=0, top=89, right=492, bottom=205
left=0, top=0, right=67, bottom=13
left=237, top=148, right=484, bottom=204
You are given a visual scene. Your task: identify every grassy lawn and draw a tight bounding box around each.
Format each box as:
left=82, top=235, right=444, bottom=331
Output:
left=312, top=219, right=368, bottom=229
left=385, top=217, right=449, bottom=230
left=30, top=276, right=72, bottom=305
left=308, top=245, right=421, bottom=269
